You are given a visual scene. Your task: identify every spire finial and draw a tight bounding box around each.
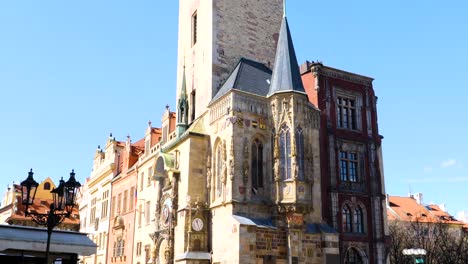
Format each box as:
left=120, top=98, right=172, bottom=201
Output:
left=283, top=0, right=286, bottom=18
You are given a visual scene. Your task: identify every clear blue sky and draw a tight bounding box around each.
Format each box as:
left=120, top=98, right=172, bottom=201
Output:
left=1, top=1, right=467, bottom=216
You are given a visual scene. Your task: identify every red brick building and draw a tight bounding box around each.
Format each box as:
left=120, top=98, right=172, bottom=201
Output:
left=301, top=62, right=388, bottom=263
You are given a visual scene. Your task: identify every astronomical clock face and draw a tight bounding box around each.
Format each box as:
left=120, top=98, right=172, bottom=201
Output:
left=192, top=218, right=203, bottom=231
left=160, top=197, right=172, bottom=226
left=158, top=239, right=169, bottom=263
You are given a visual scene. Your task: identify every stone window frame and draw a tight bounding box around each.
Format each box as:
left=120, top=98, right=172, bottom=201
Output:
left=101, top=190, right=110, bottom=219
left=334, top=88, right=363, bottom=132
left=215, top=141, right=223, bottom=198
left=251, top=137, right=265, bottom=193
left=342, top=204, right=352, bottom=233
left=145, top=201, right=151, bottom=225
left=295, top=126, right=305, bottom=181
left=344, top=247, right=364, bottom=264
left=337, top=141, right=365, bottom=184
left=339, top=151, right=359, bottom=182
left=353, top=205, right=365, bottom=234
left=191, top=11, right=198, bottom=46
left=341, top=201, right=368, bottom=235
left=279, top=123, right=292, bottom=180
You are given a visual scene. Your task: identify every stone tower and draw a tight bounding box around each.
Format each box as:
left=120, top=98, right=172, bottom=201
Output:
left=176, top=0, right=283, bottom=122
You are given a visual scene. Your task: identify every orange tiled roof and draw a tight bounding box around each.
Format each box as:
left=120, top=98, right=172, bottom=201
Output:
left=387, top=196, right=436, bottom=223
left=7, top=195, right=80, bottom=227
left=426, top=204, right=463, bottom=225
left=387, top=196, right=464, bottom=225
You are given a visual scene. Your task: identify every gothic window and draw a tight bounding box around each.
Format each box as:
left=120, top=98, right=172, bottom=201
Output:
left=215, top=143, right=222, bottom=197
left=43, top=182, right=51, bottom=190
left=340, top=151, right=358, bottom=182
left=342, top=205, right=352, bottom=233
left=344, top=248, right=363, bottom=264
left=295, top=127, right=305, bottom=181
left=337, top=96, right=357, bottom=130
left=279, top=124, right=291, bottom=180
left=353, top=206, right=364, bottom=233
left=251, top=139, right=264, bottom=192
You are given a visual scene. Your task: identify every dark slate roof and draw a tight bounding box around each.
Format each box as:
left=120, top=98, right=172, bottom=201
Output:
left=268, top=16, right=306, bottom=96
left=210, top=58, right=272, bottom=103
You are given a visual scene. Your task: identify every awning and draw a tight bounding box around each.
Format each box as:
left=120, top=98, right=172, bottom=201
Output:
left=0, top=224, right=97, bottom=256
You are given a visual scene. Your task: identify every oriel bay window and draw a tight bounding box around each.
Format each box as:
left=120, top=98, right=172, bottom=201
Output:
left=251, top=139, right=264, bottom=192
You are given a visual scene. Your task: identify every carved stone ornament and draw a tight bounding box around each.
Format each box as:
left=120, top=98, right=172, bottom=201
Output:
left=206, top=154, right=211, bottom=189
left=221, top=140, right=227, bottom=184
left=229, top=136, right=234, bottom=180
left=242, top=138, right=249, bottom=183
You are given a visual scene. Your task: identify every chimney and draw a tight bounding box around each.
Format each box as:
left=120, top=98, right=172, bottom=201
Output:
left=414, top=193, right=423, bottom=205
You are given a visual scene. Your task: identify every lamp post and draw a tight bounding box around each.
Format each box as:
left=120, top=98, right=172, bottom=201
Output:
left=402, top=248, right=427, bottom=264
left=20, top=169, right=81, bottom=264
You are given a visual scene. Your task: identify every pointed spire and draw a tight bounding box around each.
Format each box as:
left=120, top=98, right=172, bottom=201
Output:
left=179, top=63, right=187, bottom=100
left=267, top=15, right=306, bottom=97
left=177, top=60, right=189, bottom=137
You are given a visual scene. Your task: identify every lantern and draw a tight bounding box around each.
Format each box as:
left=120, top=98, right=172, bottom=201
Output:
left=64, top=170, right=81, bottom=214
left=20, top=169, right=39, bottom=214
left=51, top=177, right=66, bottom=211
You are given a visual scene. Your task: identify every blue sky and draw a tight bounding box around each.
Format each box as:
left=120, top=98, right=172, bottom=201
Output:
left=1, top=1, right=467, bottom=216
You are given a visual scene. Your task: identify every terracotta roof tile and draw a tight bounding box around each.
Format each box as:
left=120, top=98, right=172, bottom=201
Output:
left=7, top=196, right=80, bottom=228
left=387, top=196, right=464, bottom=225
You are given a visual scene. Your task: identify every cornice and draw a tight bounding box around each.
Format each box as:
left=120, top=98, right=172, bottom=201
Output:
left=320, top=66, right=373, bottom=86
left=87, top=165, right=114, bottom=189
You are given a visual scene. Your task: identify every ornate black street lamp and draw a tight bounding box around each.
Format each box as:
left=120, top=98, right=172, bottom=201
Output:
left=20, top=169, right=81, bottom=264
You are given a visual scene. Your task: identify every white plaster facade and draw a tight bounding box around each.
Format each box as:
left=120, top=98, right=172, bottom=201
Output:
left=79, top=136, right=121, bottom=264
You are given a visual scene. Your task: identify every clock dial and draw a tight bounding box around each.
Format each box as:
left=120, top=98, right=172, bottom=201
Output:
left=192, top=218, right=204, bottom=231
left=162, top=206, right=169, bottom=223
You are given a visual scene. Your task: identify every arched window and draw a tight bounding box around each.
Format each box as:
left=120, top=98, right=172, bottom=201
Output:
left=353, top=206, right=364, bottom=233
left=295, top=127, right=305, bottom=181
left=215, top=143, right=222, bottom=197
left=251, top=139, right=264, bottom=192
left=279, top=124, right=291, bottom=180
left=342, top=205, right=352, bottom=233
left=44, top=182, right=51, bottom=190
left=344, top=248, right=363, bottom=264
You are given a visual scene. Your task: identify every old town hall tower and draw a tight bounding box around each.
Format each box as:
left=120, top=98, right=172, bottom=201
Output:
left=149, top=0, right=347, bottom=263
